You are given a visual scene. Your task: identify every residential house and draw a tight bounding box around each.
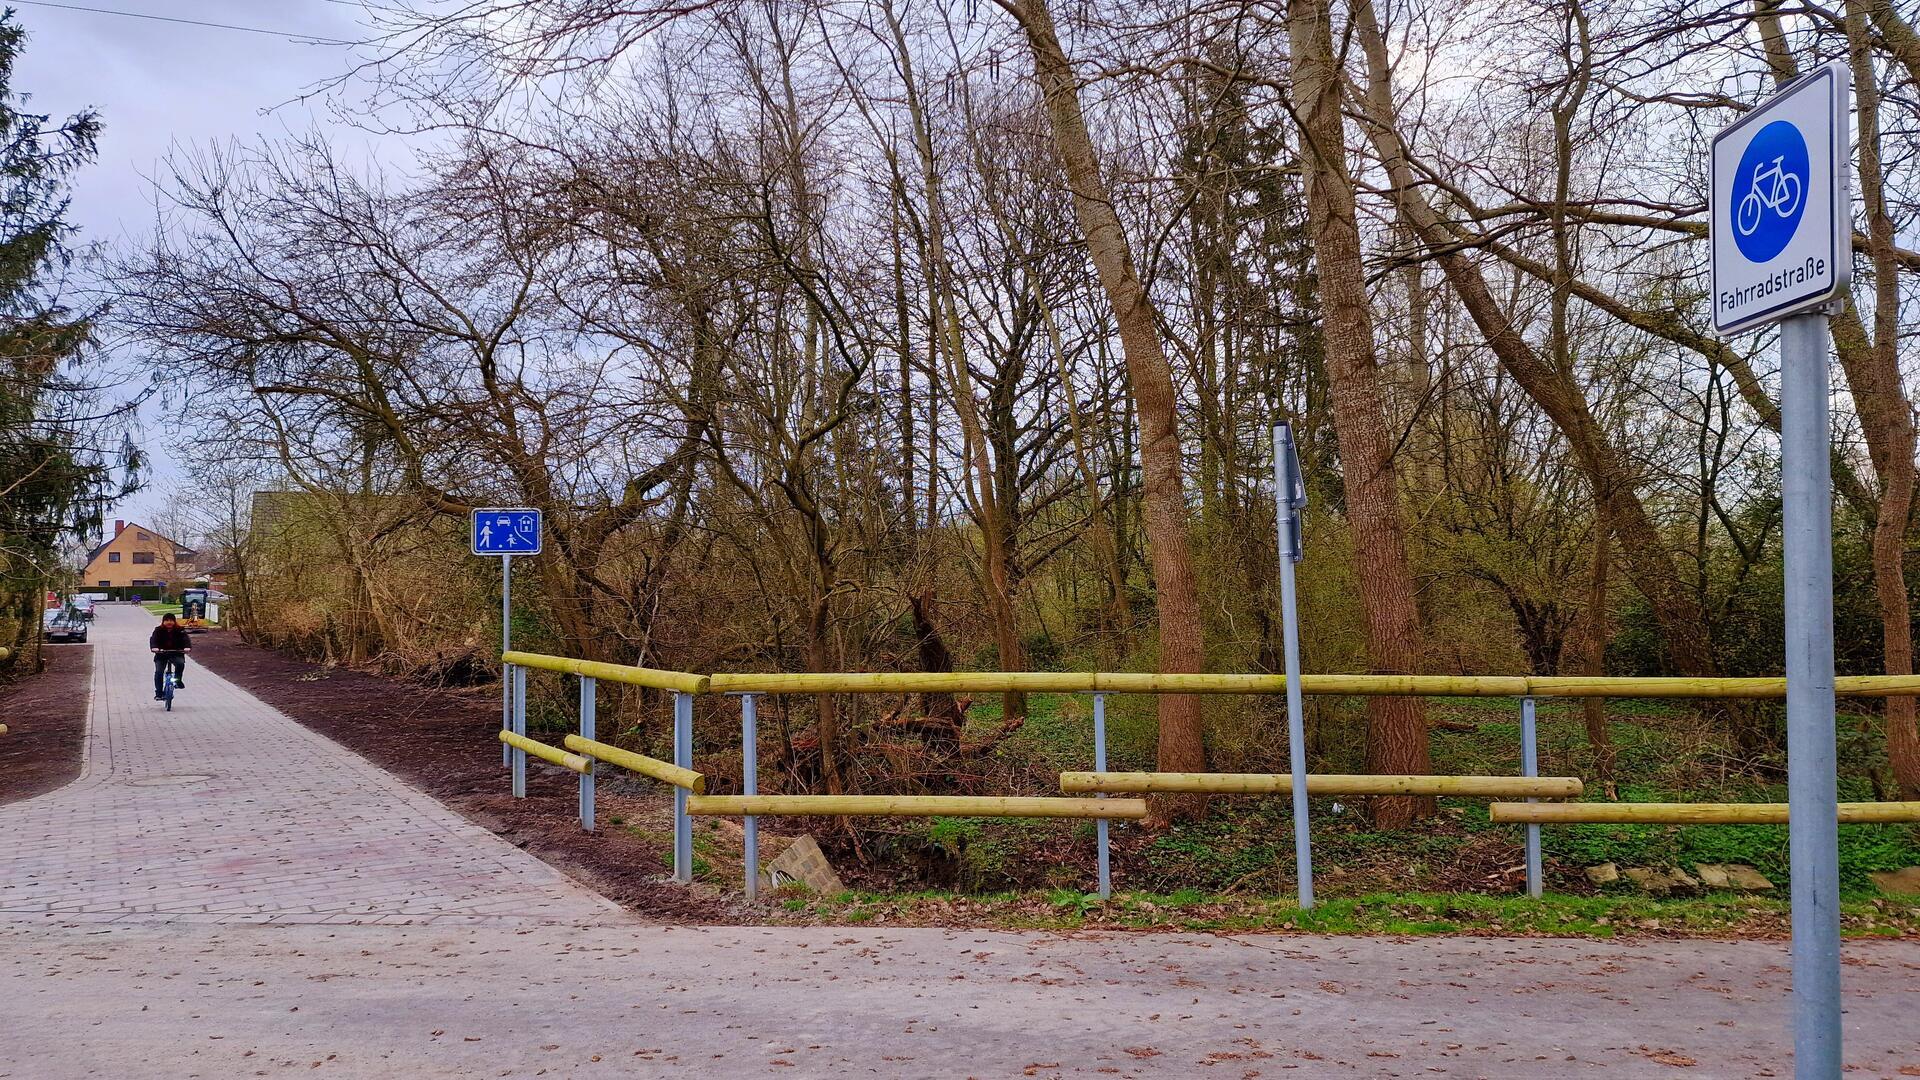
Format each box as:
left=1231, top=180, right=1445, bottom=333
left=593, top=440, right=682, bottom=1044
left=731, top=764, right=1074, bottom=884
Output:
left=82, top=520, right=197, bottom=598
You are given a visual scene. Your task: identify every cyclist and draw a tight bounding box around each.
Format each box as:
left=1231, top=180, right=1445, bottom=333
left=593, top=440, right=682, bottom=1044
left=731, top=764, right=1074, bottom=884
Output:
left=150, top=613, right=192, bottom=700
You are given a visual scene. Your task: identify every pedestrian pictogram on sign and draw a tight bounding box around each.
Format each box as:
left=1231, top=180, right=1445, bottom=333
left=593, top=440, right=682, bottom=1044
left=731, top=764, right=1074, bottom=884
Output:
left=471, top=507, right=542, bottom=556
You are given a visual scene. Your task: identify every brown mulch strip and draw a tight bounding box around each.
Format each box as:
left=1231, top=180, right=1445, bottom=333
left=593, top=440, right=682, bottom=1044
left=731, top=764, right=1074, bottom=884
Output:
left=0, top=644, right=93, bottom=805
left=190, top=631, right=739, bottom=924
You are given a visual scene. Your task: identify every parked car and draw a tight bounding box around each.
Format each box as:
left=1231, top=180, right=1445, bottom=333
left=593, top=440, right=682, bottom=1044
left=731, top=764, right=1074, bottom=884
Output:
left=43, top=610, right=88, bottom=643
left=69, top=596, right=95, bottom=621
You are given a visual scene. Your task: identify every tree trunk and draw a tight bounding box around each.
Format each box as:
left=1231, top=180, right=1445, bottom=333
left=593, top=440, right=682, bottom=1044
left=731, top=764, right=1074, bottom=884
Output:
left=1347, top=0, right=1758, bottom=752
left=1842, top=4, right=1920, bottom=797
left=884, top=0, right=1027, bottom=721
left=998, top=0, right=1207, bottom=820
left=1289, top=0, right=1433, bottom=827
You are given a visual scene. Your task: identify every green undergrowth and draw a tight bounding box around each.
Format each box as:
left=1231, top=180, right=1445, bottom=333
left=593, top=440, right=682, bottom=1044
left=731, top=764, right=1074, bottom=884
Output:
left=868, top=692, right=1920, bottom=900
left=773, top=886, right=1920, bottom=938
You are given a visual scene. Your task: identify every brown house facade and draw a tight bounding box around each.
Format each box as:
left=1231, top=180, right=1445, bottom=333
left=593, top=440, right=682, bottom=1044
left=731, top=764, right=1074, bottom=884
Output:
left=83, top=520, right=196, bottom=592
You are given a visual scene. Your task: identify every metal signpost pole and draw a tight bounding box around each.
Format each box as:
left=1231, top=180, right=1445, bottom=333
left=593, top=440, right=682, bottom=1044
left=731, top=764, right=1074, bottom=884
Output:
left=501, top=553, right=512, bottom=768
left=1273, top=423, right=1313, bottom=909
left=1782, top=311, right=1840, bottom=1076
left=476, top=509, right=541, bottom=774
left=1708, top=65, right=1849, bottom=1076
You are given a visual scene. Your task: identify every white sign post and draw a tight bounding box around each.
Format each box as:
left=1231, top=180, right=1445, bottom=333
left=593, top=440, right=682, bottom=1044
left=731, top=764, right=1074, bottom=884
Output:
left=1711, top=64, right=1850, bottom=1079
left=473, top=509, right=543, bottom=790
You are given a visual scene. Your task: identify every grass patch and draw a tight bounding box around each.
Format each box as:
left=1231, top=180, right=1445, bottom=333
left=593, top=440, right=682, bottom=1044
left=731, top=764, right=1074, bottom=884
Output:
left=773, top=887, right=1920, bottom=938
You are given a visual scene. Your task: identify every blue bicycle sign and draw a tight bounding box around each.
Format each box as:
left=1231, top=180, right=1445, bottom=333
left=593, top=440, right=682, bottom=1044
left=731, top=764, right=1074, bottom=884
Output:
left=1709, top=64, right=1849, bottom=334
left=1730, top=120, right=1809, bottom=263
left=471, top=507, right=543, bottom=556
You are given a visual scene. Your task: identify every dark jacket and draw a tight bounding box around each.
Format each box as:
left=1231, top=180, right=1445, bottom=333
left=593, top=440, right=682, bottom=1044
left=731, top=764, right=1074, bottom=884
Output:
left=150, top=625, right=191, bottom=652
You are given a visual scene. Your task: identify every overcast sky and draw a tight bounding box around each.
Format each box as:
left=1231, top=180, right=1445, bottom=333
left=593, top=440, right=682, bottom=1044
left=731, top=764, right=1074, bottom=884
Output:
left=13, top=0, right=381, bottom=539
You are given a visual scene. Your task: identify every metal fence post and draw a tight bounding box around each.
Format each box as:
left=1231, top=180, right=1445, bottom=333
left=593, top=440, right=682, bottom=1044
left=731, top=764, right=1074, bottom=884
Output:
left=741, top=693, right=760, bottom=900
left=1092, top=691, right=1110, bottom=900
left=511, top=665, right=527, bottom=799
left=1521, top=695, right=1541, bottom=898
left=579, top=675, right=596, bottom=832
left=501, top=660, right=513, bottom=768
left=674, top=691, right=693, bottom=883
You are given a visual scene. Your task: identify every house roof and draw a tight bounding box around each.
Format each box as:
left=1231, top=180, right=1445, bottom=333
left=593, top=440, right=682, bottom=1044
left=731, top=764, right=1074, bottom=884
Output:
left=85, top=523, right=195, bottom=567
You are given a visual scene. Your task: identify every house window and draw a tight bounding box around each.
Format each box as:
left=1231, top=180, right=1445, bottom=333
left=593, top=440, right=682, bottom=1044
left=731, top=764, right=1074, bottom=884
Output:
left=132, top=551, right=156, bottom=565
left=97, top=580, right=110, bottom=588
left=108, top=552, right=121, bottom=563
left=136, top=531, right=150, bottom=540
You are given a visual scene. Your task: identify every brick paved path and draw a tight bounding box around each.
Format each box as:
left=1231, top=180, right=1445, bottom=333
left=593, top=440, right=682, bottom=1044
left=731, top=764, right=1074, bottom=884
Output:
left=0, top=603, right=619, bottom=926
left=6, top=607, right=1919, bottom=1078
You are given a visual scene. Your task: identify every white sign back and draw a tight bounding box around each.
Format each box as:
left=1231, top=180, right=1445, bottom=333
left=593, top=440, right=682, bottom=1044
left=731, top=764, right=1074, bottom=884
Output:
left=1710, top=63, right=1852, bottom=334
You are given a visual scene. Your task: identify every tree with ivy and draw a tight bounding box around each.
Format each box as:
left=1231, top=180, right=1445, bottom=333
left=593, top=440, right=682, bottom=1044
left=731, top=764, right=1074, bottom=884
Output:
left=0, top=12, right=139, bottom=674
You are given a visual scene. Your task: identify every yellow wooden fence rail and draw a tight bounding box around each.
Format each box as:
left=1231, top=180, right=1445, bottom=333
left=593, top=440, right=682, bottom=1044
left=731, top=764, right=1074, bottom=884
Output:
left=563, top=734, right=707, bottom=792
left=687, top=794, right=1149, bottom=819
left=1491, top=801, right=1920, bottom=824
left=504, top=650, right=709, bottom=695
left=1062, top=771, right=1582, bottom=798
left=481, top=656, right=1920, bottom=698
left=498, top=730, right=591, bottom=774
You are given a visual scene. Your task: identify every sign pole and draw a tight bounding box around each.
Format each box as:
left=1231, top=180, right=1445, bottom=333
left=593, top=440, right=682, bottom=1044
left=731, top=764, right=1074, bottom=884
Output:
left=1782, top=311, right=1840, bottom=1078
left=500, top=552, right=512, bottom=768
left=1273, top=423, right=1313, bottom=909
left=1708, top=66, right=1849, bottom=1074
left=474, top=508, right=542, bottom=772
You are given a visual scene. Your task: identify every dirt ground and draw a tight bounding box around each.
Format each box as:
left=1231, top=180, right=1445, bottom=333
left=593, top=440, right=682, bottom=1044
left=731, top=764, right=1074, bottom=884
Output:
left=189, top=631, right=739, bottom=923
left=0, top=644, right=92, bottom=805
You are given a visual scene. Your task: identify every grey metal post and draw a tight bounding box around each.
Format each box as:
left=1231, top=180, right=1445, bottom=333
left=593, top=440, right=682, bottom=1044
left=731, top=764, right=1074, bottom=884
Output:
left=579, top=676, right=596, bottom=832
left=511, top=665, right=527, bottom=799
left=1782, top=311, right=1840, bottom=1078
left=1274, top=424, right=1313, bottom=909
left=741, top=694, right=760, bottom=900
left=1521, top=696, right=1541, bottom=899
left=673, top=691, right=693, bottom=884
left=501, top=554, right=512, bottom=767
left=1092, top=692, right=1110, bottom=900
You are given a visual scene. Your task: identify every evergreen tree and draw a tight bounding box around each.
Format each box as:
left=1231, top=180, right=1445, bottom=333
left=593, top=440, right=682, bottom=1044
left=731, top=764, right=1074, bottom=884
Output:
left=0, top=12, right=138, bottom=673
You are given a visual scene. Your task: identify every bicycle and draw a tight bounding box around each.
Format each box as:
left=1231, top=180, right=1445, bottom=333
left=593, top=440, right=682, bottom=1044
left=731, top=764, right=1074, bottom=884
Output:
left=160, top=666, right=178, bottom=711
left=1736, top=155, right=1803, bottom=237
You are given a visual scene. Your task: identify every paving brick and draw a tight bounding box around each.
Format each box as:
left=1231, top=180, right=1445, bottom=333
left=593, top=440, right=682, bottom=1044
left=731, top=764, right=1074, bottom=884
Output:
left=0, top=605, right=618, bottom=927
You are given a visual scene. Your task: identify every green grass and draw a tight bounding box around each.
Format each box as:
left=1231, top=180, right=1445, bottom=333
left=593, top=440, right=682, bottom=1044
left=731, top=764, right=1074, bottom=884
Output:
left=775, top=886, right=1920, bottom=938
left=142, top=602, right=183, bottom=615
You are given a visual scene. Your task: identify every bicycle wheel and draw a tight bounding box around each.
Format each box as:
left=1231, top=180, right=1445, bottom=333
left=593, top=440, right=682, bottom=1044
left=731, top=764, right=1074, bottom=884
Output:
left=1777, top=172, right=1802, bottom=219
left=1737, top=191, right=1763, bottom=236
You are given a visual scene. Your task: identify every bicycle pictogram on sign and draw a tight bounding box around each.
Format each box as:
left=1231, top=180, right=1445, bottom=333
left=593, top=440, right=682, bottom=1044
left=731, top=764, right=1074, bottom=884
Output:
left=1729, top=120, right=1810, bottom=263
left=1736, top=155, right=1802, bottom=237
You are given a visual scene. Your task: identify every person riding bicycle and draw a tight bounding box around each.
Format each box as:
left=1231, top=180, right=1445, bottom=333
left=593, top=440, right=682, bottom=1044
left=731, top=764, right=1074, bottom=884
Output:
left=151, top=613, right=191, bottom=700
